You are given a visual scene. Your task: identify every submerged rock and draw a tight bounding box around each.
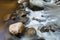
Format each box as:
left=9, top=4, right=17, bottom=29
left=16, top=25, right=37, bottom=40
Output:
left=25, top=28, right=36, bottom=37
left=40, top=26, right=49, bottom=33
left=27, top=5, right=44, bottom=11
left=18, top=10, right=29, bottom=17
left=49, top=25, right=55, bottom=32
left=39, top=25, right=55, bottom=33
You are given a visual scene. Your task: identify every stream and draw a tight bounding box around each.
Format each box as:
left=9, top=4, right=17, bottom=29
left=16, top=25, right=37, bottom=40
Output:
left=20, top=7, right=60, bottom=40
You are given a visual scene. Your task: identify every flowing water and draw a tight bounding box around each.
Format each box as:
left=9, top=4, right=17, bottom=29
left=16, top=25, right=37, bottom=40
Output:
left=20, top=7, right=60, bottom=40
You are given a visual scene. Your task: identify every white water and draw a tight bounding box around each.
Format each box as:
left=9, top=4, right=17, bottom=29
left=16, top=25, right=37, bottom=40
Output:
left=20, top=7, right=60, bottom=40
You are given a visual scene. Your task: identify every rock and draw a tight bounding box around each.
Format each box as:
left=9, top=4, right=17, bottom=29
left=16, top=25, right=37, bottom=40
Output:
left=4, top=12, right=29, bottom=25
left=28, top=5, right=44, bottom=11
left=18, top=11, right=29, bottom=17
left=18, top=0, right=44, bottom=11
left=9, top=13, right=18, bottom=20
left=18, top=0, right=25, bottom=3
left=9, top=22, right=25, bottom=35
left=4, top=12, right=18, bottom=21
left=17, top=3, right=25, bottom=10
left=23, top=2, right=28, bottom=7
left=32, top=17, right=38, bottom=20
left=17, top=0, right=28, bottom=10
left=25, top=0, right=44, bottom=11
left=29, top=0, right=44, bottom=7
left=49, top=25, right=55, bottom=32
left=40, top=26, right=49, bottom=33
left=28, top=0, right=59, bottom=11
left=20, top=17, right=29, bottom=24
left=25, top=28, right=36, bottom=37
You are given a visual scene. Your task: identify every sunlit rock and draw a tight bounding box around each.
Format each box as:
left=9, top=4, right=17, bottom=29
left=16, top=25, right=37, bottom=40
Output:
left=9, top=22, right=25, bottom=35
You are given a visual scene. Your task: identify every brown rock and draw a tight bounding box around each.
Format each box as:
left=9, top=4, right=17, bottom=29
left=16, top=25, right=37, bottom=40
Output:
left=18, top=11, right=29, bottom=17
left=9, top=13, right=18, bottom=20
left=32, top=17, right=38, bottom=20
left=40, top=26, right=49, bottom=33
left=49, top=25, right=55, bottom=32
left=25, top=28, right=36, bottom=37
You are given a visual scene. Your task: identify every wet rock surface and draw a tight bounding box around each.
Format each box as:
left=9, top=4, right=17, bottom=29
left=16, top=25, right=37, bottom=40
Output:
left=27, top=5, right=44, bottom=11
left=20, top=17, right=29, bottom=24
left=49, top=25, right=55, bottom=32
left=18, top=10, right=29, bottom=17
left=40, top=26, right=49, bottom=33
left=25, top=28, right=36, bottom=37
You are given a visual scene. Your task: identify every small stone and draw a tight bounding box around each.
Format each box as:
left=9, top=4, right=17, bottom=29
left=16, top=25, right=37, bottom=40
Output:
left=40, top=26, right=49, bottom=33
left=27, top=5, right=44, bottom=11
left=25, top=28, right=36, bottom=37
left=17, top=0, right=28, bottom=10
left=49, top=25, right=55, bottom=32
left=9, top=13, right=18, bottom=20
left=9, top=22, right=25, bottom=35
left=17, top=3, right=24, bottom=10
left=32, top=17, right=38, bottom=20
left=18, top=0, right=25, bottom=3
left=18, top=11, right=29, bottom=17
left=20, top=17, right=29, bottom=24
left=23, top=2, right=28, bottom=7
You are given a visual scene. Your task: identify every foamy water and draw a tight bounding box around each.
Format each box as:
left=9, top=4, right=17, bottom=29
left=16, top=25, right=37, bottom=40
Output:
left=20, top=7, right=60, bottom=40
